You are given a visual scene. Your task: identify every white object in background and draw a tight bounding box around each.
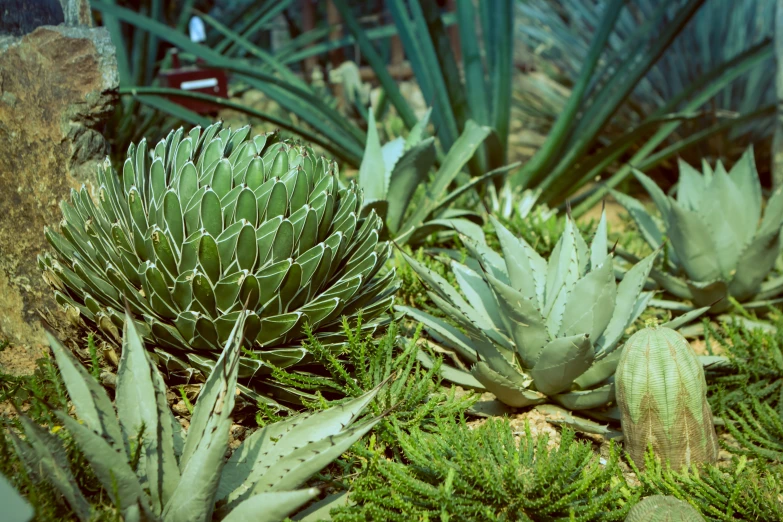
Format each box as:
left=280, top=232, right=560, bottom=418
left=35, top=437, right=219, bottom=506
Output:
left=0, top=473, right=33, bottom=522
left=189, top=16, right=206, bottom=43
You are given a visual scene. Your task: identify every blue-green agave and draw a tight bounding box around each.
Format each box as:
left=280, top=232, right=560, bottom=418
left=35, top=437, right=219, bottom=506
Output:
left=613, top=148, right=783, bottom=313
left=38, top=123, right=398, bottom=404
left=7, top=312, right=382, bottom=522
left=401, top=212, right=665, bottom=413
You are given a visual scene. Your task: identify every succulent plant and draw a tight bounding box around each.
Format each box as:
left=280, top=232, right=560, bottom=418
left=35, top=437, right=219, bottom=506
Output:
left=625, top=495, right=705, bottom=522
left=358, top=109, right=516, bottom=246
left=616, top=326, right=720, bottom=471
left=38, top=123, right=398, bottom=404
left=7, top=311, right=382, bottom=522
left=0, top=473, right=33, bottom=522
left=400, top=211, right=671, bottom=413
left=612, top=148, right=783, bottom=313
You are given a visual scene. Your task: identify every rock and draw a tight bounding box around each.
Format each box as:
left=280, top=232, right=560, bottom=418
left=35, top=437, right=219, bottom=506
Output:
left=0, top=20, right=118, bottom=374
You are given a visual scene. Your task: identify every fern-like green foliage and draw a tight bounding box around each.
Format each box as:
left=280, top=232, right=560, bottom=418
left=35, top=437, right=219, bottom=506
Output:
left=631, top=448, right=783, bottom=521
left=723, top=397, right=783, bottom=462
left=269, top=318, right=475, bottom=443
left=702, top=319, right=783, bottom=413
left=331, top=416, right=634, bottom=521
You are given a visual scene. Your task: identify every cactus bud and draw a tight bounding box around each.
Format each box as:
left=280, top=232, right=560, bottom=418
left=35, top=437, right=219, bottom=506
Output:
left=616, top=326, right=719, bottom=470
left=625, top=495, right=704, bottom=521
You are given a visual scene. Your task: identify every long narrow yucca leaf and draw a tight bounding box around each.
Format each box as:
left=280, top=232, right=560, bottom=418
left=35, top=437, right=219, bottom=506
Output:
left=573, top=38, right=774, bottom=215
left=331, top=0, right=418, bottom=130
left=517, top=0, right=626, bottom=186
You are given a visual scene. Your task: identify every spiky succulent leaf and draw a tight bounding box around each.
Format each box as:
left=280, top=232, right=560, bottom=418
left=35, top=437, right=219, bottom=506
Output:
left=616, top=148, right=783, bottom=311
left=403, top=211, right=657, bottom=412
left=615, top=327, right=720, bottom=470
left=40, top=123, right=397, bottom=404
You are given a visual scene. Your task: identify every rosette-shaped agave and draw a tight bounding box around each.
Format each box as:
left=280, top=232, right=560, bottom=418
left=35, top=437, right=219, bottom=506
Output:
left=616, top=326, right=720, bottom=471
left=400, top=212, right=658, bottom=413
left=612, top=148, right=783, bottom=313
left=38, top=123, right=397, bottom=398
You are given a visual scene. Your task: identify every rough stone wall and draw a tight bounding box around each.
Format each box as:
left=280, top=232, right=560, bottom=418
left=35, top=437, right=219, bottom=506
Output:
left=0, top=23, right=118, bottom=373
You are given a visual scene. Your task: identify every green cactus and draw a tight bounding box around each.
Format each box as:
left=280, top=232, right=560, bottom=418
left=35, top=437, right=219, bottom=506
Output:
left=625, top=495, right=705, bottom=522
left=616, top=326, right=719, bottom=470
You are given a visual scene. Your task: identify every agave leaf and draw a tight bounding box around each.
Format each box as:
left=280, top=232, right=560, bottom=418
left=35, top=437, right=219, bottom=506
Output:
left=219, top=385, right=383, bottom=507
left=251, top=417, right=380, bottom=494
left=687, top=279, right=729, bottom=311
left=0, top=473, right=34, bottom=522
left=727, top=148, right=762, bottom=232
left=162, top=315, right=246, bottom=522
left=698, top=167, right=752, bottom=277
left=471, top=361, right=546, bottom=408
left=660, top=306, right=709, bottom=330
left=55, top=412, right=151, bottom=520
left=530, top=334, right=594, bottom=396
left=610, top=190, right=665, bottom=251
left=12, top=417, right=92, bottom=521
left=222, top=489, right=320, bottom=522
left=396, top=305, right=478, bottom=363
left=595, top=251, right=656, bottom=353
left=416, top=349, right=484, bottom=389
left=632, top=169, right=671, bottom=224
left=729, top=229, right=783, bottom=301
left=451, top=261, right=505, bottom=332
left=675, top=158, right=708, bottom=211
left=489, top=216, right=546, bottom=305
left=484, top=273, right=549, bottom=368
left=116, top=312, right=180, bottom=511
left=572, top=346, right=622, bottom=390
left=544, top=219, right=579, bottom=328
left=666, top=199, right=721, bottom=282
left=552, top=383, right=615, bottom=411
left=557, top=257, right=616, bottom=341
left=46, top=332, right=124, bottom=451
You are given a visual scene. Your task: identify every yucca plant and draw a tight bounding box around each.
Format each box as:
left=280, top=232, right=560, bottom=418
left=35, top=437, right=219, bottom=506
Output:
left=511, top=0, right=774, bottom=216
left=38, top=122, right=397, bottom=406
left=7, top=311, right=383, bottom=522
left=399, top=211, right=703, bottom=414
left=612, top=148, right=783, bottom=313
left=625, top=495, right=705, bottom=522
left=358, top=109, right=516, bottom=245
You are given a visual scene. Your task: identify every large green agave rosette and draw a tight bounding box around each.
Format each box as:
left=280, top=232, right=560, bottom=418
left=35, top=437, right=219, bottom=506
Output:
left=612, top=148, right=783, bottom=313
left=400, top=212, right=658, bottom=413
left=615, top=326, right=719, bottom=471
left=38, top=123, right=398, bottom=396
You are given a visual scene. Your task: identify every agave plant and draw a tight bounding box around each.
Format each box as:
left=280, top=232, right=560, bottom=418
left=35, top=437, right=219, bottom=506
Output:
left=7, top=311, right=382, bottom=522
left=358, top=109, right=516, bottom=246
left=38, top=123, right=398, bottom=403
left=400, top=212, right=680, bottom=413
left=612, top=148, right=783, bottom=313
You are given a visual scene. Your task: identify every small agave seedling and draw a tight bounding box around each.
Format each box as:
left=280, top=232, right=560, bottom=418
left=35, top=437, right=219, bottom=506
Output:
left=625, top=495, right=705, bottom=522
left=358, top=109, right=516, bottom=245
left=616, top=325, right=720, bottom=471
left=400, top=212, right=701, bottom=413
left=38, top=123, right=398, bottom=403
left=612, top=148, right=783, bottom=313
left=7, top=311, right=383, bottom=522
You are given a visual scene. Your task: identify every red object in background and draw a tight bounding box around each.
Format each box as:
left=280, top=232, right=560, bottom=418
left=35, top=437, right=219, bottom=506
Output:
left=158, top=50, right=228, bottom=114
